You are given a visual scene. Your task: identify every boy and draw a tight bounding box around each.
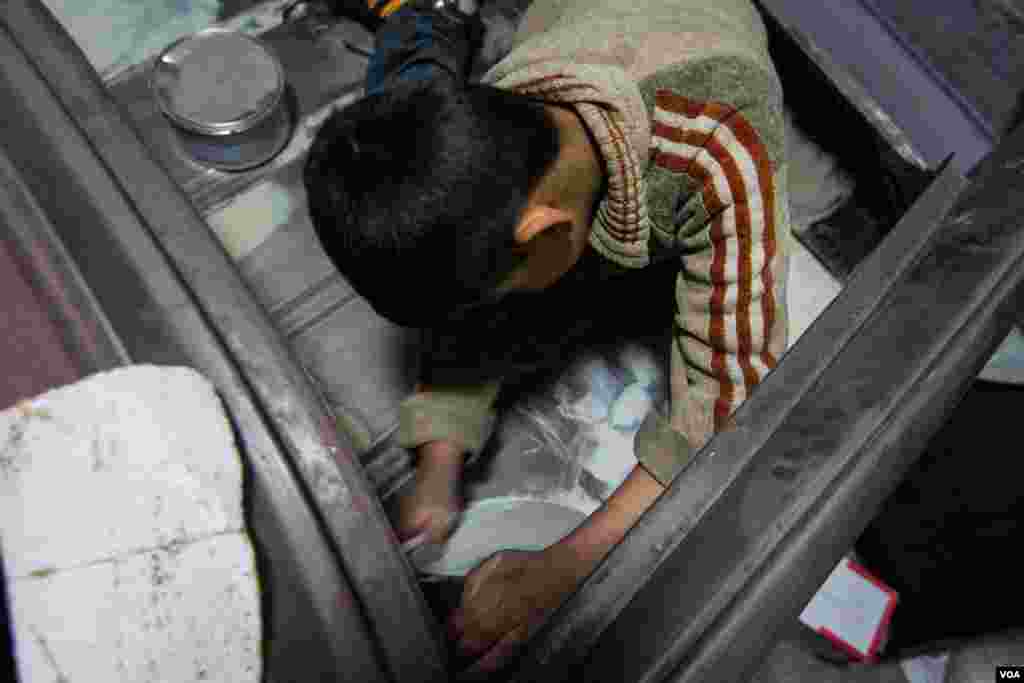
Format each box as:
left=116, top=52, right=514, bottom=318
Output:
left=305, top=0, right=790, bottom=674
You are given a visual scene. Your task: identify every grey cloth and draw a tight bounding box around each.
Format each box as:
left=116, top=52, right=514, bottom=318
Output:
left=785, top=107, right=857, bottom=233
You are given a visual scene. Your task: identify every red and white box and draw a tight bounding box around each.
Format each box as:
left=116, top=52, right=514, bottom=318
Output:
left=799, top=556, right=899, bottom=663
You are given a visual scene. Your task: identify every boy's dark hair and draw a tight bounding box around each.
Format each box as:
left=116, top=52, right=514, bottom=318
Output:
left=303, top=77, right=561, bottom=328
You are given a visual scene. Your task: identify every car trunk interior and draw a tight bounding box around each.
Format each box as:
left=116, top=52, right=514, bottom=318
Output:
left=2, top=1, right=1023, bottom=681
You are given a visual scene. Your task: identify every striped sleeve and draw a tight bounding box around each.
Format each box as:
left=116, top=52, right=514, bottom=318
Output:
left=397, top=378, right=503, bottom=457
left=646, top=88, right=788, bottom=461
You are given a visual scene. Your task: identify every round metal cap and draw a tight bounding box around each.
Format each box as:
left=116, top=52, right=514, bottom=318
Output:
left=152, top=28, right=284, bottom=137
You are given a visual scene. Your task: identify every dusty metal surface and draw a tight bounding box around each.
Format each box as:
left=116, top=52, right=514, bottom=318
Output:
left=757, top=5, right=938, bottom=284
left=757, top=0, right=994, bottom=176
left=151, top=28, right=294, bottom=171
left=0, top=1, right=445, bottom=680
left=100, top=10, right=418, bottom=477
left=200, top=163, right=421, bottom=468
left=0, top=149, right=130, bottom=383
left=755, top=1, right=930, bottom=173
left=860, top=0, right=1024, bottom=139
left=106, top=9, right=372, bottom=212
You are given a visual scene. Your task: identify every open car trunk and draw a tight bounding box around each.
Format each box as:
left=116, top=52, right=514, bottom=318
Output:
left=2, top=1, right=1023, bottom=680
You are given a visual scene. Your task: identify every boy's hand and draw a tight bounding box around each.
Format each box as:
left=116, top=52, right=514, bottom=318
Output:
left=398, top=440, right=464, bottom=547
left=448, top=543, right=590, bottom=679
left=447, top=465, right=667, bottom=678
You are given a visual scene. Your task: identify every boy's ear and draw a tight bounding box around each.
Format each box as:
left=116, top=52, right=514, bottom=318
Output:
left=514, top=206, right=575, bottom=246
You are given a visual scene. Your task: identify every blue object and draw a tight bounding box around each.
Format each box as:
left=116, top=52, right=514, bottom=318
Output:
left=365, top=4, right=480, bottom=96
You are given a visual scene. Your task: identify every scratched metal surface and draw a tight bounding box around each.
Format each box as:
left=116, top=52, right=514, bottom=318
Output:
left=860, top=0, right=1024, bottom=139
left=107, top=16, right=372, bottom=211
left=761, top=0, right=994, bottom=176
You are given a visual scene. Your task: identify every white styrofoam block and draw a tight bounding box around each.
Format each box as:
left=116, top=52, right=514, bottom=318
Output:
left=11, top=535, right=261, bottom=683
left=1, top=366, right=243, bottom=577
left=0, top=365, right=262, bottom=683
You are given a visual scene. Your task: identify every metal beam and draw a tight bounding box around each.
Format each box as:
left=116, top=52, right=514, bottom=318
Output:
left=510, top=124, right=1024, bottom=682
left=755, top=0, right=993, bottom=174
left=0, top=149, right=131, bottom=377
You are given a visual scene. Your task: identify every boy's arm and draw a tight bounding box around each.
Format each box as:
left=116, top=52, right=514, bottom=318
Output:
left=633, top=81, right=791, bottom=487
left=450, top=87, right=791, bottom=676
left=397, top=377, right=503, bottom=456
left=449, top=50, right=791, bottom=674
left=541, top=86, right=791, bottom=568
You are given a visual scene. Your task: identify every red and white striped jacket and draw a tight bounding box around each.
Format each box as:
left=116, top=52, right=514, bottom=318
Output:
left=398, top=0, right=791, bottom=485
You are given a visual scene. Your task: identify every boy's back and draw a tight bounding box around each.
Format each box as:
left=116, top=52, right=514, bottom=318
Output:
left=403, top=0, right=791, bottom=466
